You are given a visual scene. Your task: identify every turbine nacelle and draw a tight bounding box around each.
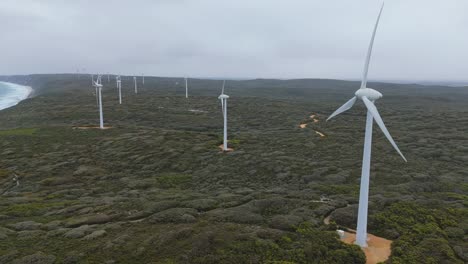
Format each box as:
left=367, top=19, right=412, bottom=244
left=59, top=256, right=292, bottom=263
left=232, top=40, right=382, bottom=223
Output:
left=355, top=88, right=382, bottom=101
left=93, top=81, right=103, bottom=88
left=218, top=94, right=229, bottom=100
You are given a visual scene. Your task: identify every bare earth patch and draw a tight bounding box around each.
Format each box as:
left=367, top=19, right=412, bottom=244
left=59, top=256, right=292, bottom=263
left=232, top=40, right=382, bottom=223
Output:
left=73, top=126, right=113, bottom=130
left=323, top=209, right=392, bottom=264
left=314, top=131, right=326, bottom=138
left=340, top=231, right=392, bottom=264
left=310, top=114, right=319, bottom=123
left=218, top=144, right=234, bottom=152
left=188, top=109, right=207, bottom=113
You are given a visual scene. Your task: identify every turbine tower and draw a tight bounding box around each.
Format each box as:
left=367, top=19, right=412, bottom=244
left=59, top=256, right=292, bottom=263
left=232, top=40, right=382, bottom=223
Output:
left=218, top=80, right=229, bottom=151
left=116, top=75, right=122, bottom=104
left=133, top=76, right=138, bottom=94
left=185, top=77, right=188, bottom=98
left=327, top=2, right=406, bottom=247
left=92, top=78, right=104, bottom=129
left=142, top=74, right=145, bottom=85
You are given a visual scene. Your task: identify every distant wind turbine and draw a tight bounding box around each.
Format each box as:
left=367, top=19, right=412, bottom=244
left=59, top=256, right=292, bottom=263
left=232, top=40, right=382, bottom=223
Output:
left=327, top=2, right=406, bottom=248
left=142, top=74, right=145, bottom=85
left=218, top=80, right=229, bottom=151
left=116, top=76, right=122, bottom=104
left=92, top=74, right=102, bottom=106
left=133, top=76, right=138, bottom=94
left=185, top=77, right=188, bottom=98
left=92, top=77, right=104, bottom=129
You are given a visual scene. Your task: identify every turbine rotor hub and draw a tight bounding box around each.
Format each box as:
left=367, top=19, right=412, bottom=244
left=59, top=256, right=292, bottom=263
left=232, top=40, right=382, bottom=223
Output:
left=355, top=88, right=382, bottom=101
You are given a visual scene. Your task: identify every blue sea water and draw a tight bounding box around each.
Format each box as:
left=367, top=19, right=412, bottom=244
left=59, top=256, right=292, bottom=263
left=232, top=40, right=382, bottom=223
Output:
left=0, top=82, right=32, bottom=110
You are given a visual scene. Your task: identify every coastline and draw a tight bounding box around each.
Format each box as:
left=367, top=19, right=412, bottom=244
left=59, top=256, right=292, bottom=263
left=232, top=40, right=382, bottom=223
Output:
left=0, top=81, right=33, bottom=110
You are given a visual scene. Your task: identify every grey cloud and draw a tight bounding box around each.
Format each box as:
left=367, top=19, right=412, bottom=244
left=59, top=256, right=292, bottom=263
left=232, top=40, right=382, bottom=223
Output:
left=0, top=0, right=467, bottom=81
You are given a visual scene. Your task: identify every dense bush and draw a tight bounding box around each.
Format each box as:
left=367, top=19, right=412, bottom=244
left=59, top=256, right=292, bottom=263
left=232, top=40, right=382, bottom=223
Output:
left=370, top=202, right=464, bottom=264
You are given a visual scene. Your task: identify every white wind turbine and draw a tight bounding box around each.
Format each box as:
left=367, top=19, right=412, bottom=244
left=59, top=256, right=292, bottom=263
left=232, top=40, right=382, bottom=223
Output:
left=116, top=75, right=122, bottom=104
left=92, top=74, right=102, bottom=106
left=92, top=77, right=104, bottom=129
left=327, top=2, right=406, bottom=248
left=185, top=77, right=188, bottom=98
left=218, top=80, right=229, bottom=151
left=133, top=76, right=138, bottom=94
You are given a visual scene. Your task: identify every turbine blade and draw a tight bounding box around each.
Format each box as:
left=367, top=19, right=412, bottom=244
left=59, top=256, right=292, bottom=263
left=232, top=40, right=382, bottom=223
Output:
left=361, top=2, right=384, bottom=89
left=222, top=80, right=225, bottom=94
left=327, top=96, right=357, bottom=121
left=362, top=96, right=407, bottom=162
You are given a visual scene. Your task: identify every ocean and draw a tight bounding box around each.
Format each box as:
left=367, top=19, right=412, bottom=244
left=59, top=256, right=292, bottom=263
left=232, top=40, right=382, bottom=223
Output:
left=0, top=81, right=32, bottom=110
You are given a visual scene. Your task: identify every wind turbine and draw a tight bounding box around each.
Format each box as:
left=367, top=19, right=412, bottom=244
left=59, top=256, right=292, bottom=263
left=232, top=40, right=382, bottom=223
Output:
left=97, top=75, right=102, bottom=84
left=218, top=80, right=229, bottom=151
left=92, top=74, right=102, bottom=106
left=326, top=2, right=406, bottom=248
left=142, top=74, right=145, bottom=85
left=92, top=78, right=104, bottom=129
left=185, top=77, right=188, bottom=98
left=133, top=76, right=138, bottom=94
left=116, top=75, right=122, bottom=104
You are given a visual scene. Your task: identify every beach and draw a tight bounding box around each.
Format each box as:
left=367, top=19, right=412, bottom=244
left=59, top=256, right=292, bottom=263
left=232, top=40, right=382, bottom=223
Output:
left=0, top=81, right=33, bottom=110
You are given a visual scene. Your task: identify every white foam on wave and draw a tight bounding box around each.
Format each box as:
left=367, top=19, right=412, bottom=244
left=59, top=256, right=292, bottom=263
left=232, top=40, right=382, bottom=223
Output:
left=0, top=81, right=33, bottom=110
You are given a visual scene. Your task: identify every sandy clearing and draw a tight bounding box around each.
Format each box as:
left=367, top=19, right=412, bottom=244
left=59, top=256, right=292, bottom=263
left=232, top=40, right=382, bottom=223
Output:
left=315, top=131, right=326, bottom=137
left=300, top=123, right=307, bottom=129
left=73, top=126, right=113, bottom=130
left=310, top=114, right=319, bottom=123
left=340, top=231, right=392, bottom=264
left=323, top=210, right=392, bottom=264
left=218, top=144, right=234, bottom=152
left=188, top=109, right=207, bottom=113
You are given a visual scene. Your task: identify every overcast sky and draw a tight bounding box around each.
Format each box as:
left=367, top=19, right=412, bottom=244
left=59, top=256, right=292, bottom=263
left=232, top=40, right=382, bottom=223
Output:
left=0, top=0, right=467, bottom=81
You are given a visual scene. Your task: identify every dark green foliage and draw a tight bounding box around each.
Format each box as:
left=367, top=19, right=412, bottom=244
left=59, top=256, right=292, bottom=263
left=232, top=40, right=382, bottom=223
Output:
left=0, top=74, right=466, bottom=263
left=370, top=202, right=464, bottom=263
left=156, top=173, right=193, bottom=189
left=188, top=223, right=365, bottom=264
